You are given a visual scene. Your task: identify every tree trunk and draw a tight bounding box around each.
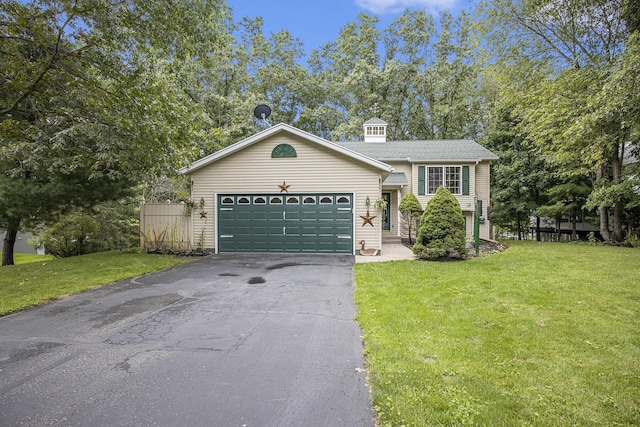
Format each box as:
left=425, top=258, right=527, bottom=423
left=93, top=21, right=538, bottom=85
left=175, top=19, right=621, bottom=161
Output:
left=596, top=163, right=612, bottom=243
left=600, top=207, right=611, bottom=243
left=571, top=210, right=577, bottom=240
left=2, top=219, right=20, bottom=266
left=535, top=216, right=541, bottom=241
left=612, top=144, right=624, bottom=242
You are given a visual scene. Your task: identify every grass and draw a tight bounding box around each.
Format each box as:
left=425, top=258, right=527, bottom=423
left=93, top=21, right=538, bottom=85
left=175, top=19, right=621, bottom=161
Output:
left=355, top=241, right=640, bottom=426
left=11, top=253, right=55, bottom=265
left=0, top=250, right=193, bottom=316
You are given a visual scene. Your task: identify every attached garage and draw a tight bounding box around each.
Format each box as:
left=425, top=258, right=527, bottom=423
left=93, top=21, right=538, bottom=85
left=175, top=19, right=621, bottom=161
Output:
left=181, top=123, right=393, bottom=255
left=217, top=193, right=353, bottom=253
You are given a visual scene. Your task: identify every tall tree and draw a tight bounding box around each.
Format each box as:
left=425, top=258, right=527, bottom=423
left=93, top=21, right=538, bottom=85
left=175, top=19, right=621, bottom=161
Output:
left=1, top=0, right=225, bottom=265
left=481, top=0, right=632, bottom=243
left=483, top=101, right=553, bottom=239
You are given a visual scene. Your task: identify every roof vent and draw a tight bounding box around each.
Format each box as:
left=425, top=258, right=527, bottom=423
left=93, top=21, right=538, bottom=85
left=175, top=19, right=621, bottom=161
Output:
left=364, top=118, right=387, bottom=143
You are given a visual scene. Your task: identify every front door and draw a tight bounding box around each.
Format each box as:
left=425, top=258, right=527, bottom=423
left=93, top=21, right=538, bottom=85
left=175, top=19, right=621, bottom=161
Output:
left=382, top=192, right=391, bottom=231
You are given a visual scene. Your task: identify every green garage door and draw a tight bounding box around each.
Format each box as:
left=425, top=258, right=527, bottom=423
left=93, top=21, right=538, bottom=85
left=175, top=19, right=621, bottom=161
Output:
left=217, top=193, right=353, bottom=253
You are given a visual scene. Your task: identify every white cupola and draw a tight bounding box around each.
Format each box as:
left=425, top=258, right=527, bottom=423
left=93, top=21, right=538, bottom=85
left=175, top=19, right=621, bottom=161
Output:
left=363, top=118, right=388, bottom=143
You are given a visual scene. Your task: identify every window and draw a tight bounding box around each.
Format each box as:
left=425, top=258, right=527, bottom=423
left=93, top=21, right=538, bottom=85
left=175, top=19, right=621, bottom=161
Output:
left=270, top=196, right=283, bottom=204
left=426, top=166, right=462, bottom=194
left=365, top=126, right=385, bottom=136
left=271, top=144, right=297, bottom=158
left=221, top=197, right=234, bottom=205
left=253, top=196, right=266, bottom=204
left=286, top=196, right=299, bottom=204
left=238, top=197, right=250, bottom=204
left=303, top=196, right=316, bottom=204
left=320, top=196, right=333, bottom=204
left=427, top=167, right=443, bottom=194
left=337, top=196, right=350, bottom=204
left=445, top=167, right=460, bottom=194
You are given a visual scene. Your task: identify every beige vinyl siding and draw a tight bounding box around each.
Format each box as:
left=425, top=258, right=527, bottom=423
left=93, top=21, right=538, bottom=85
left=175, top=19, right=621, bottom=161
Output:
left=475, top=161, right=492, bottom=239
left=188, top=133, right=385, bottom=252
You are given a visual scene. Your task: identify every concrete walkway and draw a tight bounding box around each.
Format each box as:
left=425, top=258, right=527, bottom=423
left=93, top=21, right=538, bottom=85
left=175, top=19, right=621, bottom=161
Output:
left=356, top=236, right=416, bottom=263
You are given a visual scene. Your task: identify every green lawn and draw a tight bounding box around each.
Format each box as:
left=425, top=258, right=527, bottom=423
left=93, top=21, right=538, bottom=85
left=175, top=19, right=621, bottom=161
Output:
left=355, top=241, right=640, bottom=426
left=0, top=250, right=193, bottom=316
left=10, top=253, right=55, bottom=265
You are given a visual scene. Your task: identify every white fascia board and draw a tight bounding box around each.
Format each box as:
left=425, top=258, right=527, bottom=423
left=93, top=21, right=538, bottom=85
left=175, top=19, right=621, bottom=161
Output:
left=181, top=123, right=393, bottom=175
left=410, top=157, right=497, bottom=163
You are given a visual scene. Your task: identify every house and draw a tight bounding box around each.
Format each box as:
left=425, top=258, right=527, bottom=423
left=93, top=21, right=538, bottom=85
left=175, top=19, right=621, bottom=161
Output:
left=0, top=230, right=44, bottom=255
left=180, top=118, right=498, bottom=255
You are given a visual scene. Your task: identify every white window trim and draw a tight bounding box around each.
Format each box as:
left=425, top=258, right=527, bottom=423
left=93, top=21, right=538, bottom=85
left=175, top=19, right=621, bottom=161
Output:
left=426, top=165, right=462, bottom=195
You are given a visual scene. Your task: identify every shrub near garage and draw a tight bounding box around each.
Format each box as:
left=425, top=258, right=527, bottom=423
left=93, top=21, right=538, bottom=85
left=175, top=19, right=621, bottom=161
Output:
left=413, top=186, right=467, bottom=260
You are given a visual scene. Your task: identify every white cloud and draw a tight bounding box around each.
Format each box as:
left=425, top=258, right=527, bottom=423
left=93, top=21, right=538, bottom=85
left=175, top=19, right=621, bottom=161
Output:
left=354, top=0, right=458, bottom=15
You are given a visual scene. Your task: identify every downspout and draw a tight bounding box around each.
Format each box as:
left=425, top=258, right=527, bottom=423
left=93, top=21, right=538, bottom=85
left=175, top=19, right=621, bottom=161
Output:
left=397, top=187, right=402, bottom=237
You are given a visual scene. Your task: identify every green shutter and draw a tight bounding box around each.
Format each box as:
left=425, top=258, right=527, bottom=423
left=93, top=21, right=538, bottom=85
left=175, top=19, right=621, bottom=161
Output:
left=418, top=166, right=425, bottom=195
left=462, top=165, right=470, bottom=195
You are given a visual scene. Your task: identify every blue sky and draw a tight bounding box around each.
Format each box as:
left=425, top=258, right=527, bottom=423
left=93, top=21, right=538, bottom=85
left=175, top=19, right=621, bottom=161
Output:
left=228, top=0, right=478, bottom=55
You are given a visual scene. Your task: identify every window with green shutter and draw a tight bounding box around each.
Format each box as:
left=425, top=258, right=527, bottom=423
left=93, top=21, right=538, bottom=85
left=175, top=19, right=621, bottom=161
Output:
left=418, top=166, right=425, bottom=195
left=462, top=165, right=470, bottom=195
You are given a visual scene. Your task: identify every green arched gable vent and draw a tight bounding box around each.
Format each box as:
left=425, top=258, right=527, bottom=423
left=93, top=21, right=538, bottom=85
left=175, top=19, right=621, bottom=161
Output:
left=271, top=144, right=297, bottom=158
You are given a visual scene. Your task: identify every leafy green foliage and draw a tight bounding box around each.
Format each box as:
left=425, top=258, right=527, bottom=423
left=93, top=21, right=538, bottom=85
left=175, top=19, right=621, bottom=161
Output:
left=483, top=103, right=554, bottom=239
left=398, top=193, right=422, bottom=244
left=0, top=0, right=225, bottom=265
left=34, top=215, right=100, bottom=258
left=33, top=197, right=140, bottom=258
left=414, top=186, right=467, bottom=260
left=479, top=0, right=637, bottom=243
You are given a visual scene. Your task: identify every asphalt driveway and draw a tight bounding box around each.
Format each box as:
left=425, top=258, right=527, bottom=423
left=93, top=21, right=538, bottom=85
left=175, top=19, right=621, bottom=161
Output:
left=0, top=254, right=374, bottom=426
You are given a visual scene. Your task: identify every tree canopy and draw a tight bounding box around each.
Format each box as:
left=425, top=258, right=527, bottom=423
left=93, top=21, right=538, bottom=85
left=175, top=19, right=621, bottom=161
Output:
left=1, top=0, right=225, bottom=265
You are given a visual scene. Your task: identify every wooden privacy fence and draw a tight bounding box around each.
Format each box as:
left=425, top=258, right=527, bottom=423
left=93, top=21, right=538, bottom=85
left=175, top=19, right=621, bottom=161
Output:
left=139, top=203, right=192, bottom=252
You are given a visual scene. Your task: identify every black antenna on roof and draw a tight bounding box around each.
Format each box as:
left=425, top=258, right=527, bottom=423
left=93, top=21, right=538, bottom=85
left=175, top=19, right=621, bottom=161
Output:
left=253, top=104, right=272, bottom=127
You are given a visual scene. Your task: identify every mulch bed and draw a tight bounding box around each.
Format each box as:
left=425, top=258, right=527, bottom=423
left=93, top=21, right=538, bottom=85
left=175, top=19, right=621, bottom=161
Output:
left=403, top=239, right=509, bottom=259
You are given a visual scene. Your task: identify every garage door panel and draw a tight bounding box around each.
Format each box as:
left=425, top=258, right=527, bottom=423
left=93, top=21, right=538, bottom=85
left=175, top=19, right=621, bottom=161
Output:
left=268, top=210, right=283, bottom=220
left=252, top=211, right=267, bottom=220
left=252, top=226, right=267, bottom=236
left=318, top=211, right=336, bottom=220
left=317, top=226, right=336, bottom=235
left=235, top=211, right=251, bottom=221
left=301, top=224, right=319, bottom=234
left=284, top=210, right=300, bottom=220
left=284, top=225, right=301, bottom=236
left=301, top=211, right=317, bottom=220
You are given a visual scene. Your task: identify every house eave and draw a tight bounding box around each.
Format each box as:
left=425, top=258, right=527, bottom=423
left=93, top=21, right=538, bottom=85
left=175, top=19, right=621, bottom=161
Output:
left=410, top=157, right=498, bottom=163
left=181, top=123, right=393, bottom=175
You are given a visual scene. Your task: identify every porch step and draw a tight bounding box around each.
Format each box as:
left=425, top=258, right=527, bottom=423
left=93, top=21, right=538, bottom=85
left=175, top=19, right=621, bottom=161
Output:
left=382, top=235, right=402, bottom=244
